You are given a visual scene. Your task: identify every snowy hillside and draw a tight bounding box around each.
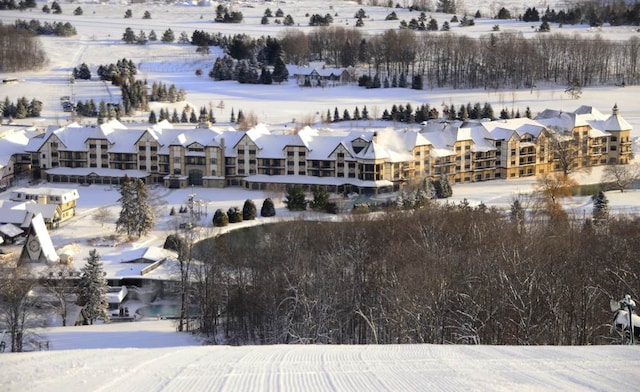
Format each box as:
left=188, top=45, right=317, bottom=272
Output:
left=2, top=320, right=640, bottom=392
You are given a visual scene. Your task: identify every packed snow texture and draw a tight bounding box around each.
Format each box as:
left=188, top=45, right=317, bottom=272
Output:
left=2, top=319, right=640, bottom=392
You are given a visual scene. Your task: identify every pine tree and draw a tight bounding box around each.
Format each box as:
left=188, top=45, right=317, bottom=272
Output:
left=133, top=179, right=155, bottom=237
left=77, top=249, right=109, bottom=325
left=115, top=176, right=136, bottom=236
left=161, top=28, right=175, bottom=43
left=310, top=187, right=329, bottom=211
left=148, top=110, right=157, bottom=124
left=362, top=105, right=369, bottom=120
left=353, top=106, right=361, bottom=120
left=260, top=198, right=276, bottom=217
left=242, top=199, right=257, bottom=220
left=285, top=185, right=307, bottom=211
left=230, top=108, right=235, bottom=123
left=440, top=175, right=453, bottom=198
left=272, top=55, right=289, bottom=83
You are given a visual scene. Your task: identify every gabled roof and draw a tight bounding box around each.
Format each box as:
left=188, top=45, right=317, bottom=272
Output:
left=0, top=200, right=32, bottom=227
left=0, top=126, right=37, bottom=169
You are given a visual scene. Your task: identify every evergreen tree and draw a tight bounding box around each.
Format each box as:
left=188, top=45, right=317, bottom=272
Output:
left=124, top=9, right=132, bottom=18
left=227, top=207, right=243, bottom=223
left=230, top=108, right=235, bottom=123
left=333, top=107, right=340, bottom=122
left=189, top=111, right=198, bottom=123
left=180, top=109, right=188, bottom=123
left=260, top=198, right=276, bottom=217
left=310, top=187, right=329, bottom=211
left=51, top=1, right=61, bottom=14
left=213, top=209, right=229, bottom=226
left=236, top=109, right=245, bottom=124
left=285, top=185, right=307, bottom=211
left=143, top=10, right=151, bottom=19
left=353, top=106, right=361, bottom=120
left=242, top=199, right=257, bottom=220
left=115, top=176, right=153, bottom=237
left=122, top=27, right=136, bottom=43
left=148, top=110, right=157, bottom=124
left=272, top=55, right=289, bottom=83
left=259, top=67, right=273, bottom=84
left=362, top=106, right=369, bottom=120
left=411, top=74, right=423, bottom=90
left=434, top=176, right=453, bottom=198
left=161, top=28, right=175, bottom=43
left=148, top=30, right=157, bottom=41
left=592, top=191, right=609, bottom=225
left=116, top=176, right=136, bottom=236
left=440, top=175, right=453, bottom=198
left=77, top=249, right=109, bottom=325
left=133, top=179, right=155, bottom=237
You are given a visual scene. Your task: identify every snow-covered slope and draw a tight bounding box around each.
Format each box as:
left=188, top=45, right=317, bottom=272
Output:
left=2, top=320, right=639, bottom=392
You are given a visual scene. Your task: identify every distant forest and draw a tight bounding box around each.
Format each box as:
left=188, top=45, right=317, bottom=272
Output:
left=0, top=25, right=47, bottom=72
left=198, top=28, right=640, bottom=89
left=192, top=205, right=640, bottom=345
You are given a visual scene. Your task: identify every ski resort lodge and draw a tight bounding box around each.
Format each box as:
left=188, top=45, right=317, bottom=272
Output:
left=5, top=104, right=633, bottom=194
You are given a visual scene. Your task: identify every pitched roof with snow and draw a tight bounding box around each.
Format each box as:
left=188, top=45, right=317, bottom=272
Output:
left=0, top=126, right=37, bottom=169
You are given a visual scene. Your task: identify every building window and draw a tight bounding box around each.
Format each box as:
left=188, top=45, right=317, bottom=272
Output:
left=611, top=136, right=618, bottom=142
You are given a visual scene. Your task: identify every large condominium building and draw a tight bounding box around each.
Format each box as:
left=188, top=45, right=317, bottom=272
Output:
left=21, top=104, right=633, bottom=194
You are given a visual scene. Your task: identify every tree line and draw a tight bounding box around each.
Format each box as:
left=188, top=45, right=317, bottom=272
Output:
left=1, top=96, right=42, bottom=118
left=182, top=27, right=640, bottom=89
left=12, top=19, right=76, bottom=37
left=190, top=197, right=640, bottom=346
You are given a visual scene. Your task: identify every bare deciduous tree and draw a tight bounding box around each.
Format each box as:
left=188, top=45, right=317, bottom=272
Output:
left=40, top=264, right=78, bottom=327
left=602, top=163, right=640, bottom=192
left=0, top=268, right=42, bottom=352
left=92, top=206, right=113, bottom=227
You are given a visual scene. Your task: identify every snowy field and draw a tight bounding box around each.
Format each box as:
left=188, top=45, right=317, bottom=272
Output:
left=2, top=1, right=640, bottom=390
left=1, top=0, right=640, bottom=132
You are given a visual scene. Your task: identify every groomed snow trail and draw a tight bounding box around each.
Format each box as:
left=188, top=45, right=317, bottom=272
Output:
left=3, top=344, right=640, bottom=391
